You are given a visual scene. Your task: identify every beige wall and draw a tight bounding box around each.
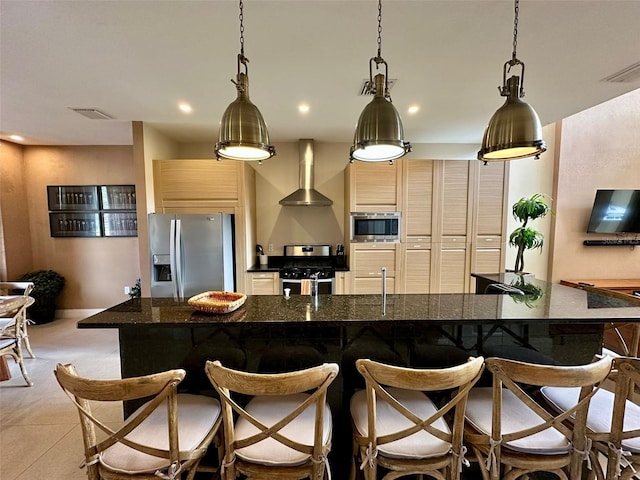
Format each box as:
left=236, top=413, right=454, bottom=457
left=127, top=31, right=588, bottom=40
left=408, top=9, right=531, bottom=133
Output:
left=505, top=123, right=557, bottom=280
left=22, top=145, right=139, bottom=309
left=550, top=89, right=640, bottom=282
left=0, top=141, right=34, bottom=279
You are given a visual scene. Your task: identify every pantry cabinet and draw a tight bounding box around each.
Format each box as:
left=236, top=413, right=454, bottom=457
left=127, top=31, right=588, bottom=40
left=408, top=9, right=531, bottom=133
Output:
left=346, top=158, right=508, bottom=294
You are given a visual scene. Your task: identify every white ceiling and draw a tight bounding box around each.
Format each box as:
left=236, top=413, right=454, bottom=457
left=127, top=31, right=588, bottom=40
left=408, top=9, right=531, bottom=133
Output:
left=1, top=0, right=640, bottom=149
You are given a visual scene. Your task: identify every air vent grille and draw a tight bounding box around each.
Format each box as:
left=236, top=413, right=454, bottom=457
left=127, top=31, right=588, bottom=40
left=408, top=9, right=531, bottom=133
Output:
left=359, top=78, right=397, bottom=95
left=602, top=61, right=640, bottom=83
left=69, top=108, right=114, bottom=120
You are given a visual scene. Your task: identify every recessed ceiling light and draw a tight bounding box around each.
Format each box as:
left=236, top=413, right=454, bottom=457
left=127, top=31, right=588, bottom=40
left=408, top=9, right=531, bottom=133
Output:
left=9, top=135, right=24, bottom=142
left=408, top=105, right=420, bottom=114
left=298, top=103, right=310, bottom=114
left=178, top=103, right=193, bottom=113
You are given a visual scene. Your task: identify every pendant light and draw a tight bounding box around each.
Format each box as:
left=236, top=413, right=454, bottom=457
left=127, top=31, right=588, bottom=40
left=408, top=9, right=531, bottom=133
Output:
left=350, top=0, right=411, bottom=164
left=478, top=0, right=546, bottom=163
left=214, top=0, right=275, bottom=162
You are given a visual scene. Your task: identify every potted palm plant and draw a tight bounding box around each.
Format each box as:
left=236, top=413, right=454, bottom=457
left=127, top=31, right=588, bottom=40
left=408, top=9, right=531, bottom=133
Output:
left=509, top=194, right=552, bottom=273
left=18, top=269, right=66, bottom=323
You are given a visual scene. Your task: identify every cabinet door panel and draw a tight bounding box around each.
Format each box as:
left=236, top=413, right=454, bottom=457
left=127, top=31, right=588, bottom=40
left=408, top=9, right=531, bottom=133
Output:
left=155, top=160, right=239, bottom=202
left=354, top=277, right=396, bottom=294
left=442, top=161, right=469, bottom=236
left=477, top=162, right=506, bottom=235
left=439, top=248, right=467, bottom=293
left=404, top=249, right=431, bottom=293
left=248, top=273, right=278, bottom=295
left=352, top=162, right=398, bottom=208
left=405, top=160, right=433, bottom=237
left=474, top=248, right=502, bottom=274
left=354, top=248, right=397, bottom=277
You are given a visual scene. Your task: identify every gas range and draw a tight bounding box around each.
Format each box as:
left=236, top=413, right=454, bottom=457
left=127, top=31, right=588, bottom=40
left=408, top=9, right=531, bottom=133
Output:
left=279, top=245, right=335, bottom=280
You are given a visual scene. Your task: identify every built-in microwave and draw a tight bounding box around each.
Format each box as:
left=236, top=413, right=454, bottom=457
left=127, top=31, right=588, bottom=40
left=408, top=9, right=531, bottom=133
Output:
left=350, top=212, right=401, bottom=242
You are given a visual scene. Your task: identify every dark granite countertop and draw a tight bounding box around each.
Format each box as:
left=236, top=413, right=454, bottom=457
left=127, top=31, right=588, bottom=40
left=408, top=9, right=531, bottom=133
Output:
left=78, top=279, right=640, bottom=329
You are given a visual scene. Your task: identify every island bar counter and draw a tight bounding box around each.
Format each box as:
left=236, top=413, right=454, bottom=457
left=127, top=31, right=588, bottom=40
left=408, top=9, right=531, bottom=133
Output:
left=78, top=279, right=640, bottom=377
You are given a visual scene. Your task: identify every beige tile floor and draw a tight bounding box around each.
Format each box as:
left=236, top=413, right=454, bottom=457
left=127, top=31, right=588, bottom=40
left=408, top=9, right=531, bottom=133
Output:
left=0, top=313, right=121, bottom=480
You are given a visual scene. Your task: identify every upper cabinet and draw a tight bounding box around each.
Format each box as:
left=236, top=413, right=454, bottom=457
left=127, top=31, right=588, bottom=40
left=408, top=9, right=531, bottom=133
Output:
left=345, top=161, right=402, bottom=212
left=153, top=159, right=244, bottom=211
left=403, top=160, right=433, bottom=238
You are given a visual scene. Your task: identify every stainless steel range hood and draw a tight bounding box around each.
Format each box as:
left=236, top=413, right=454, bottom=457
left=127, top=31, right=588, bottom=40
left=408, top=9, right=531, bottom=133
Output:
left=279, top=139, right=333, bottom=206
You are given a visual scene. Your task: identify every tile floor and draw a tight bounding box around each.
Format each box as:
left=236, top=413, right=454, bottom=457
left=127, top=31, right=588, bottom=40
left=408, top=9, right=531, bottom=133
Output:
left=0, top=313, right=120, bottom=480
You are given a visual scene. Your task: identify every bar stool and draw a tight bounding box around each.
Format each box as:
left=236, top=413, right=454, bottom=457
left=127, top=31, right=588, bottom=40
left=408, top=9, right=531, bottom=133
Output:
left=205, top=360, right=339, bottom=480
left=350, top=356, right=485, bottom=480
left=542, top=356, right=640, bottom=480
left=464, top=355, right=613, bottom=480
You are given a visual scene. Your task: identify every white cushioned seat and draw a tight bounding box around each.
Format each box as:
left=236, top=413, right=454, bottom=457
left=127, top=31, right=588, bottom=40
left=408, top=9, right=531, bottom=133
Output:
left=541, top=385, right=640, bottom=453
left=351, top=387, right=451, bottom=459
left=234, top=392, right=332, bottom=467
left=466, top=387, right=570, bottom=454
left=100, top=394, right=221, bottom=474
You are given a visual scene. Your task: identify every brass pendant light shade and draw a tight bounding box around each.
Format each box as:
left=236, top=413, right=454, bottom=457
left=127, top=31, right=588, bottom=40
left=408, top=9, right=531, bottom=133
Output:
left=478, top=0, right=545, bottom=163
left=479, top=75, right=546, bottom=162
left=215, top=70, right=275, bottom=161
left=214, top=1, right=275, bottom=162
left=350, top=0, right=411, bottom=164
left=351, top=74, right=411, bottom=162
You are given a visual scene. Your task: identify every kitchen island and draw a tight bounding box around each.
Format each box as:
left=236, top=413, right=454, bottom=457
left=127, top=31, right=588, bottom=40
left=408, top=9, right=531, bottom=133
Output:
left=79, top=278, right=640, bottom=380
left=79, top=281, right=640, bottom=477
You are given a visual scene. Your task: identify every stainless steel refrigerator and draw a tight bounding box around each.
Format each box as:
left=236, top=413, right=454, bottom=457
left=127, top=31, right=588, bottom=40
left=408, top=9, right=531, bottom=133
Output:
left=149, top=213, right=235, bottom=299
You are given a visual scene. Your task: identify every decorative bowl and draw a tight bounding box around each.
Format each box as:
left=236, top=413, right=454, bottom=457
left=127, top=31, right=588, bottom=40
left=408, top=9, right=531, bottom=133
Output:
left=187, top=291, right=247, bottom=314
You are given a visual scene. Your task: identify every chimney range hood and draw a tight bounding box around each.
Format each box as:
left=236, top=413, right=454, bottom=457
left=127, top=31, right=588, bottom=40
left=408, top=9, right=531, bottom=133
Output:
left=279, top=139, right=333, bottom=206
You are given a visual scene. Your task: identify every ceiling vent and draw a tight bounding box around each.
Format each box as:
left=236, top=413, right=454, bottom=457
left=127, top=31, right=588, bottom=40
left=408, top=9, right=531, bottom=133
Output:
left=601, top=61, right=640, bottom=83
left=359, top=78, right=397, bottom=95
left=69, top=108, right=114, bottom=120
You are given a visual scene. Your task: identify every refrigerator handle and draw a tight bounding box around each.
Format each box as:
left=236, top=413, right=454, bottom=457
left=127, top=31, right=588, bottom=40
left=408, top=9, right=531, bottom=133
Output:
left=175, top=219, right=184, bottom=300
left=169, top=219, right=180, bottom=300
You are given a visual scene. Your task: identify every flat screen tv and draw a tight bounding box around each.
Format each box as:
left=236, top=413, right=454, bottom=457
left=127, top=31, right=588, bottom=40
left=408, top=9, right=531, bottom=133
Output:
left=586, top=189, right=640, bottom=233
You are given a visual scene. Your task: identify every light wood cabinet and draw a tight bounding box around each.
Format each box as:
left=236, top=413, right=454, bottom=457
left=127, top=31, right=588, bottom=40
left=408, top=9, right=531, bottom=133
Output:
left=403, top=160, right=433, bottom=238
left=402, top=239, right=431, bottom=293
left=334, top=271, right=349, bottom=294
left=350, top=243, right=399, bottom=294
left=345, top=161, right=402, bottom=212
left=246, top=272, right=279, bottom=295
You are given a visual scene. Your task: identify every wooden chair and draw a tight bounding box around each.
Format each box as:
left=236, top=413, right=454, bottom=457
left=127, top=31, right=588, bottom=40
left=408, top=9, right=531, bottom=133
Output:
left=0, top=281, right=35, bottom=357
left=464, top=355, right=613, bottom=480
left=205, top=360, right=339, bottom=480
left=54, top=363, right=222, bottom=480
left=542, top=356, right=640, bottom=480
left=0, top=296, right=34, bottom=386
left=350, top=356, right=485, bottom=480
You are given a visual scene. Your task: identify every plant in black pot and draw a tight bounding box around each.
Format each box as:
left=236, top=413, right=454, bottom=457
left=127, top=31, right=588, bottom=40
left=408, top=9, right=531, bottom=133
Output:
left=18, top=270, right=65, bottom=324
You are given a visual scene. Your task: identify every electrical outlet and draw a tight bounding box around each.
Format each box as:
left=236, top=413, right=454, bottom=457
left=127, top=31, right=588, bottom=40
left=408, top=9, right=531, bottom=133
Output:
left=268, top=243, right=274, bottom=252
left=124, top=286, right=131, bottom=295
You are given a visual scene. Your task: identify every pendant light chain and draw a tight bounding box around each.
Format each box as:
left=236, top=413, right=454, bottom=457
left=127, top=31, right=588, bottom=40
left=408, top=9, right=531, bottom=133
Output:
left=511, top=0, right=519, bottom=61
left=376, top=0, right=383, bottom=59
left=239, top=0, right=245, bottom=59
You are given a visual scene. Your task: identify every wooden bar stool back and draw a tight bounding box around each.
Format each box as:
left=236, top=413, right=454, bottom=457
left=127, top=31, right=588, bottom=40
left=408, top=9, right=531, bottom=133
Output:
left=0, top=296, right=34, bottom=385
left=350, top=356, right=485, bottom=480
left=54, top=363, right=221, bottom=480
left=464, top=355, right=613, bottom=480
left=205, top=360, right=339, bottom=480
left=542, top=356, right=640, bottom=480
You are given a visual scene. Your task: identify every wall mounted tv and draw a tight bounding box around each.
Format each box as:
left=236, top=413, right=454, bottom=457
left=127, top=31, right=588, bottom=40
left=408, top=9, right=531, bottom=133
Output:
left=586, top=189, right=640, bottom=234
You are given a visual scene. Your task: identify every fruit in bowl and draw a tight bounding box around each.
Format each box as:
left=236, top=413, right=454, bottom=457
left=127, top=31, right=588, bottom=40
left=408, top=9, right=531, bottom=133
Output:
left=188, top=291, right=247, bottom=314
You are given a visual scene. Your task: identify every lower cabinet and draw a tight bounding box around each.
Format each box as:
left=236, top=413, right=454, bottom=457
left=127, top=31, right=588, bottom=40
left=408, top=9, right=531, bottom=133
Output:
left=246, top=272, right=279, bottom=295
left=350, top=244, right=399, bottom=294
left=402, top=238, right=431, bottom=293
left=432, top=237, right=469, bottom=293
left=334, top=271, right=349, bottom=294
